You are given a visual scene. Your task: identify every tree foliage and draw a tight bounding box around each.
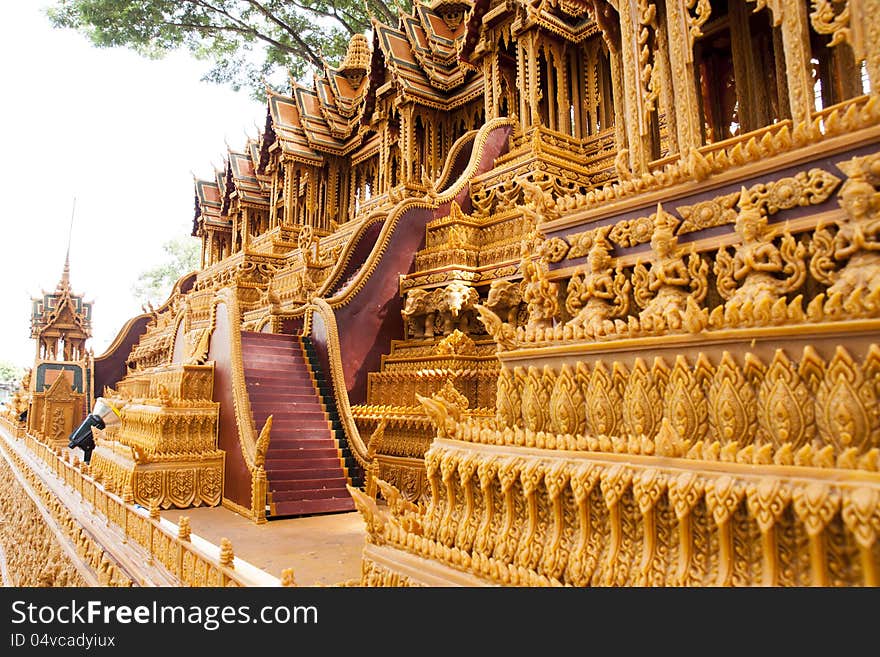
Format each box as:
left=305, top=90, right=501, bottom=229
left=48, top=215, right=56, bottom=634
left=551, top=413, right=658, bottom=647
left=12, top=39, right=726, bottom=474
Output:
left=0, top=361, right=25, bottom=387
left=46, top=0, right=412, bottom=100
left=132, top=237, right=200, bottom=308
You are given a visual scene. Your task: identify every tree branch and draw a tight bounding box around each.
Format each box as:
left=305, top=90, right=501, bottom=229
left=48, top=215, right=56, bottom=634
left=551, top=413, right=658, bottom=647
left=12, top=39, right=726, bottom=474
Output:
left=183, top=0, right=324, bottom=69
left=240, top=0, right=326, bottom=68
left=285, top=0, right=358, bottom=34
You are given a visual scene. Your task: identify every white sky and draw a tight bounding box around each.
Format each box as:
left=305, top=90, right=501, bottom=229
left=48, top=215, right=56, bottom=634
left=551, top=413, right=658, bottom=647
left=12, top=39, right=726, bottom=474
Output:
left=0, top=3, right=266, bottom=370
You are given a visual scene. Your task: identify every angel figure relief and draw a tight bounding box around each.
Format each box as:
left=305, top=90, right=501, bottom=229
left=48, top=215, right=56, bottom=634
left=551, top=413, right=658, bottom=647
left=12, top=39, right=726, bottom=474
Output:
left=714, top=188, right=806, bottom=326
left=632, top=204, right=708, bottom=333
left=810, top=165, right=880, bottom=313
left=520, top=232, right=559, bottom=332
left=564, top=229, right=630, bottom=338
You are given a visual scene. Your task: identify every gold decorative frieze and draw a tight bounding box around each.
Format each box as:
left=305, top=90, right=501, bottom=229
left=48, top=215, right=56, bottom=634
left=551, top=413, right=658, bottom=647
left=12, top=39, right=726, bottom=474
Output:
left=350, top=441, right=880, bottom=586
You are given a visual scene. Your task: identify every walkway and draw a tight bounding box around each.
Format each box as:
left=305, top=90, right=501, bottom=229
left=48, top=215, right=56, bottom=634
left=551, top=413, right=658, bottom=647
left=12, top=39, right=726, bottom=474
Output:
left=178, top=505, right=367, bottom=586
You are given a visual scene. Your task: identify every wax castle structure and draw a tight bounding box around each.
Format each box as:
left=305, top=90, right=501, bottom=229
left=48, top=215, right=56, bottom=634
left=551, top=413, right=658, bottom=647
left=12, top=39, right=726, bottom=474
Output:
left=3, top=0, right=880, bottom=587
left=24, top=252, right=93, bottom=447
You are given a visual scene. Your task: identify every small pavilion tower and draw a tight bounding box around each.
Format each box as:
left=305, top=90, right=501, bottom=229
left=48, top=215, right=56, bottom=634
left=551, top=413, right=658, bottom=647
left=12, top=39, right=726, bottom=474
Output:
left=27, top=251, right=93, bottom=446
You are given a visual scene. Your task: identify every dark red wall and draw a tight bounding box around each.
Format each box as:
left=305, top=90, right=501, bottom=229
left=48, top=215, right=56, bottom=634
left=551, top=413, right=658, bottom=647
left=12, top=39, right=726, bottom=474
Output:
left=207, top=302, right=252, bottom=510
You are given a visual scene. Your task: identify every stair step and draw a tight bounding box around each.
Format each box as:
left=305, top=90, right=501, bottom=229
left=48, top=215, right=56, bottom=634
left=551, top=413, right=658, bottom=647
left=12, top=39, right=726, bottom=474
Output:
left=251, top=392, right=324, bottom=408
left=246, top=382, right=316, bottom=391
left=270, top=487, right=350, bottom=502
left=267, top=444, right=340, bottom=456
left=251, top=410, right=328, bottom=421
left=270, top=496, right=355, bottom=517
left=266, top=451, right=342, bottom=465
left=266, top=455, right=344, bottom=469
left=252, top=409, right=328, bottom=419
left=263, top=421, right=332, bottom=433
left=247, top=384, right=318, bottom=401
left=262, top=477, right=346, bottom=492
left=243, top=355, right=305, bottom=364
left=241, top=342, right=300, bottom=351
left=244, top=372, right=315, bottom=383
left=252, top=416, right=329, bottom=429
left=242, top=333, right=298, bottom=342
left=250, top=402, right=326, bottom=411
left=265, top=467, right=347, bottom=480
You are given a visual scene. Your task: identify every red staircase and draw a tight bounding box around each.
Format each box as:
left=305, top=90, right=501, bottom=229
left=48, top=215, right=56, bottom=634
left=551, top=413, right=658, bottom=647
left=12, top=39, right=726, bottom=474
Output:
left=240, top=332, right=355, bottom=517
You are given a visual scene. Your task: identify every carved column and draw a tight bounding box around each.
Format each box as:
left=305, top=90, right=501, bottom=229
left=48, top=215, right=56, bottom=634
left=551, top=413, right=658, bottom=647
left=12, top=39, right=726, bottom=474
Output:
left=776, top=0, right=814, bottom=127
left=282, top=162, right=295, bottom=228
left=618, top=0, right=650, bottom=174
left=518, top=40, right=531, bottom=130
left=706, top=476, right=744, bottom=587
left=664, top=0, right=704, bottom=152
left=841, top=488, right=880, bottom=586
left=652, top=2, right=678, bottom=155
left=528, top=34, right=541, bottom=128
left=793, top=483, right=839, bottom=586
left=669, top=472, right=703, bottom=585
left=746, top=480, right=790, bottom=587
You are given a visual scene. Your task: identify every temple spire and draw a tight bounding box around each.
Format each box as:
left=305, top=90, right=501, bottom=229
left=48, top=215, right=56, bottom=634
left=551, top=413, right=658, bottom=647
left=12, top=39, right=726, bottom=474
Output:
left=58, top=197, right=75, bottom=292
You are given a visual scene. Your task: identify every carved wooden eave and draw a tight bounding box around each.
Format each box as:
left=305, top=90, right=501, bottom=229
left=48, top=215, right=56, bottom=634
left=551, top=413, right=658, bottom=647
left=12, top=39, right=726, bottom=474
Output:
left=458, top=0, right=498, bottom=68
left=291, top=84, right=364, bottom=157
left=227, top=150, right=269, bottom=207
left=219, top=159, right=234, bottom=216
left=524, top=0, right=602, bottom=42
left=246, top=138, right=272, bottom=192
left=30, top=261, right=92, bottom=341
left=314, top=74, right=366, bottom=141
left=192, top=178, right=226, bottom=238
left=350, top=133, right=383, bottom=167
left=265, top=91, right=324, bottom=167
left=372, top=20, right=485, bottom=110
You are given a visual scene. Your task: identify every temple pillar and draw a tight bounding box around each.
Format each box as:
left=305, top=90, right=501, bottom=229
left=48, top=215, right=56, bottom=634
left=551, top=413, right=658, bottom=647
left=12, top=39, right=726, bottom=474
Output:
left=665, top=0, right=703, bottom=152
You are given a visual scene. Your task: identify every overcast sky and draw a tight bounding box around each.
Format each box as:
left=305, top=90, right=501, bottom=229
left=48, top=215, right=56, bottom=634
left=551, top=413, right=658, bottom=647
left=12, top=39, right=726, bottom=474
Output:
left=0, top=3, right=265, bottom=370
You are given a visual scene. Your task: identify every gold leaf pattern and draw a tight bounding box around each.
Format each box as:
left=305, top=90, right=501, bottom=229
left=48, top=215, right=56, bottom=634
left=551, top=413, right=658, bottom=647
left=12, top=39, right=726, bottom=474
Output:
left=816, top=346, right=878, bottom=452
left=623, top=358, right=663, bottom=440
left=664, top=355, right=709, bottom=443
left=550, top=364, right=586, bottom=436
left=841, top=488, right=880, bottom=549
left=758, top=350, right=815, bottom=450
left=586, top=361, right=624, bottom=438
left=709, top=352, right=758, bottom=446
left=792, top=483, right=839, bottom=537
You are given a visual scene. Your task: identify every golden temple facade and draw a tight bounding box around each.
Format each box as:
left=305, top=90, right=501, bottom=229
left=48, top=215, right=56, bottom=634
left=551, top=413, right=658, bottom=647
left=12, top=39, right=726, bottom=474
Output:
left=3, top=0, right=880, bottom=587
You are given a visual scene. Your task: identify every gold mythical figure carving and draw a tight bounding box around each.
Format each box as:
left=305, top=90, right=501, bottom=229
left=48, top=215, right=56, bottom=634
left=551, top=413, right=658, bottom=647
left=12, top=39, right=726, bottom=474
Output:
left=632, top=205, right=708, bottom=333
left=811, top=162, right=880, bottom=313
left=520, top=233, right=559, bottom=332
left=714, top=190, right=806, bottom=326
left=565, top=230, right=630, bottom=338
left=485, top=280, right=524, bottom=326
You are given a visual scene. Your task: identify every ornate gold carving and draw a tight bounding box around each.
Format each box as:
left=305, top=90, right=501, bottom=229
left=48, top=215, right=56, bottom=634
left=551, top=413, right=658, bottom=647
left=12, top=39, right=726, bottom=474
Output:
left=665, top=356, right=708, bottom=445
left=521, top=366, right=552, bottom=433
left=520, top=233, right=559, bottom=333
left=708, top=352, right=758, bottom=447
left=810, top=156, right=880, bottom=317
left=549, top=364, right=586, bottom=436
left=623, top=358, right=663, bottom=440
left=713, top=192, right=806, bottom=328
left=485, top=280, right=524, bottom=326
left=565, top=232, right=630, bottom=339
left=758, top=351, right=814, bottom=450
left=816, top=346, right=879, bottom=453
left=585, top=361, right=625, bottom=439
left=475, top=304, right=518, bottom=352
left=632, top=204, right=708, bottom=334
